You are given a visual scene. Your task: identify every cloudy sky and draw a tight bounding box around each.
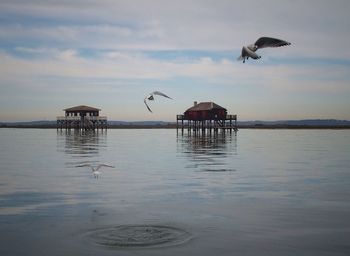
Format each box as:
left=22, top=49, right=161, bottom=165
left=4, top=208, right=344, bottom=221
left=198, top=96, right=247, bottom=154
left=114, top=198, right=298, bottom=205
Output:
left=1, top=0, right=350, bottom=121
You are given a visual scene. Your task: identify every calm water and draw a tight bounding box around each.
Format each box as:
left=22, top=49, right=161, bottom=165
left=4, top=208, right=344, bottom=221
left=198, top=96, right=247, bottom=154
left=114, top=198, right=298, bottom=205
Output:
left=1, top=128, right=350, bottom=255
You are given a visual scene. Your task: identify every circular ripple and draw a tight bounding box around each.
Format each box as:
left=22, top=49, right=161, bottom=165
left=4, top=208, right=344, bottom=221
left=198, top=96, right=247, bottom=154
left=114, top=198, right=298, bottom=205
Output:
left=86, top=225, right=191, bottom=248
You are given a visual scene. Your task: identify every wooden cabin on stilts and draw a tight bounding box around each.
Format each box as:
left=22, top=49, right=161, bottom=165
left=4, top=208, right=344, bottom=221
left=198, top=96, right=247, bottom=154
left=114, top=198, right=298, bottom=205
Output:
left=176, top=101, right=237, bottom=134
left=57, top=105, right=107, bottom=130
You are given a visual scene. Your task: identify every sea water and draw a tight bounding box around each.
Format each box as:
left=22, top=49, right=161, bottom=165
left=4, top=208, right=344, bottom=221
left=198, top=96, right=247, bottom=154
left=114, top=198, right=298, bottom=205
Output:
left=0, top=128, right=350, bottom=255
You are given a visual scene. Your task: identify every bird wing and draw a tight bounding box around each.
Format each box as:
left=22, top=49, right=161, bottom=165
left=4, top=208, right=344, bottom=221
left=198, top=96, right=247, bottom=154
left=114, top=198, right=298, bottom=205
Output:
left=76, top=164, right=95, bottom=171
left=254, top=37, right=291, bottom=49
left=242, top=46, right=261, bottom=59
left=96, top=164, right=115, bottom=171
left=237, top=53, right=244, bottom=61
left=152, top=91, right=172, bottom=99
left=237, top=56, right=244, bottom=61
left=144, top=98, right=153, bottom=113
left=76, top=164, right=92, bottom=168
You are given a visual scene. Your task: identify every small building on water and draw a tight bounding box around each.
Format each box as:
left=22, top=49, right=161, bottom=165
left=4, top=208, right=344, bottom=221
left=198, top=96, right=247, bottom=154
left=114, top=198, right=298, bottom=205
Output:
left=57, top=105, right=107, bottom=130
left=177, top=101, right=237, bottom=133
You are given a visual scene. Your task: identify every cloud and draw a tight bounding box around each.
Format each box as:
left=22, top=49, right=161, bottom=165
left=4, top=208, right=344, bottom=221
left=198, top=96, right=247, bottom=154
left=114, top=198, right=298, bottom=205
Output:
left=1, top=1, right=350, bottom=121
left=1, top=1, right=349, bottom=57
left=0, top=49, right=235, bottom=81
left=1, top=48, right=349, bottom=93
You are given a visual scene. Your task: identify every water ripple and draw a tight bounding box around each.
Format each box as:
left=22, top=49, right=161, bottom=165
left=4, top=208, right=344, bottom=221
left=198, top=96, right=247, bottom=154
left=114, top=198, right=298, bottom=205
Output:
left=84, top=225, right=192, bottom=248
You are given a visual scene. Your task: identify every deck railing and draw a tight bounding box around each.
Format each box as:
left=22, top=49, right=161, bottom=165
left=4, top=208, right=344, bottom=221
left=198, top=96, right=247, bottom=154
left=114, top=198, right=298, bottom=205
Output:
left=57, top=115, right=108, bottom=130
left=176, top=114, right=236, bottom=121
left=56, top=116, right=80, bottom=121
left=85, top=116, right=107, bottom=121
left=176, top=113, right=238, bottom=132
left=226, top=114, right=237, bottom=120
left=177, top=115, right=184, bottom=120
left=57, top=116, right=107, bottom=121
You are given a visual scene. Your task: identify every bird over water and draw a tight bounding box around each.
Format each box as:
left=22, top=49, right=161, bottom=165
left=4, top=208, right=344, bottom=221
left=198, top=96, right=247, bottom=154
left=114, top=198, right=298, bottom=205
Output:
left=76, top=164, right=115, bottom=178
left=144, top=91, right=172, bottom=113
left=238, top=37, right=291, bottom=63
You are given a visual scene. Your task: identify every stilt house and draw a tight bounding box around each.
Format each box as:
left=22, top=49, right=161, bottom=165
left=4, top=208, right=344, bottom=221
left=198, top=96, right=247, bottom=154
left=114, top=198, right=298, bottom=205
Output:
left=177, top=101, right=237, bottom=133
left=57, top=105, right=107, bottom=130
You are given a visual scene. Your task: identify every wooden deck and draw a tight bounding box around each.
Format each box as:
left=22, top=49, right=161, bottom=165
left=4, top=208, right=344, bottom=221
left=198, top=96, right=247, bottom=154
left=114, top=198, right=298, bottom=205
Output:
left=176, top=114, right=238, bottom=133
left=56, top=116, right=107, bottom=130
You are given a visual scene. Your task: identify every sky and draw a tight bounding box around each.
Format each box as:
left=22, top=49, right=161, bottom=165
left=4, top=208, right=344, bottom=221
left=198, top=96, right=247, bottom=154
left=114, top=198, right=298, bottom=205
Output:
left=1, top=0, right=350, bottom=122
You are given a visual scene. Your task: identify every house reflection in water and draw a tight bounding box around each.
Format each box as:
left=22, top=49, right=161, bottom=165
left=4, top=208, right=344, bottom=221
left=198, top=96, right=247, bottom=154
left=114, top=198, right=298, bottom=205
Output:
left=177, top=131, right=237, bottom=173
left=56, top=129, right=107, bottom=168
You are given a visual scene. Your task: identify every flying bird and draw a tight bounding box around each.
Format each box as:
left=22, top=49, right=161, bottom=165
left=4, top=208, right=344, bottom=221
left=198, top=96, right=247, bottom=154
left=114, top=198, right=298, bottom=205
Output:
left=238, top=37, right=291, bottom=63
left=144, top=91, right=172, bottom=113
left=76, top=164, right=115, bottom=178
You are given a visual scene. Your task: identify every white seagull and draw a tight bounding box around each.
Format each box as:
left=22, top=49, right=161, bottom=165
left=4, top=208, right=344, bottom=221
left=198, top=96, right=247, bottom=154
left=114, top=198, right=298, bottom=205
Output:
left=238, top=37, right=291, bottom=63
left=144, top=91, right=172, bottom=113
left=76, top=164, right=115, bottom=178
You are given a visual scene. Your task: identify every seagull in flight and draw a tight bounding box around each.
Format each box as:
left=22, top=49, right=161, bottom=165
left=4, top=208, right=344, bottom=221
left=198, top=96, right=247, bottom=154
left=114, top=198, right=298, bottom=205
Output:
left=238, top=37, right=291, bottom=63
left=144, top=91, right=172, bottom=113
left=76, top=164, right=115, bottom=178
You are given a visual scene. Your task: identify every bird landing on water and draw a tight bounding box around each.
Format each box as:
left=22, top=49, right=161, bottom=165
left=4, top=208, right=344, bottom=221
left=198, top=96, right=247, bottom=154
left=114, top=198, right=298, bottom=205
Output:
left=76, top=164, right=115, bottom=178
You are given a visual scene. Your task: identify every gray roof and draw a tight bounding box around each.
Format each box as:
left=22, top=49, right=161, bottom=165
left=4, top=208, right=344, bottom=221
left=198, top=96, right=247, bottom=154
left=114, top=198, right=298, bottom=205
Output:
left=64, top=105, right=101, bottom=112
left=185, top=102, right=226, bottom=112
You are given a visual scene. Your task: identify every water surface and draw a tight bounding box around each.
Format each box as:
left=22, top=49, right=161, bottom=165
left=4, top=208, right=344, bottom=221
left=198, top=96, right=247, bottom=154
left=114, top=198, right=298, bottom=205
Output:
left=1, top=128, right=350, bottom=255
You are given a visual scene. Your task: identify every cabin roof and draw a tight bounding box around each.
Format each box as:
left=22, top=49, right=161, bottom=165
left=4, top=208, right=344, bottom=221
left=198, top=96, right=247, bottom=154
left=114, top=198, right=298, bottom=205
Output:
left=64, top=105, right=101, bottom=112
left=185, top=102, right=226, bottom=112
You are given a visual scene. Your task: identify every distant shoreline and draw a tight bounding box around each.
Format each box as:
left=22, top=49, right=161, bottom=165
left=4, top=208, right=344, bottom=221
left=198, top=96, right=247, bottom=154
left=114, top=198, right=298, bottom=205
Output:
left=2, top=119, right=350, bottom=129
left=1, top=124, right=350, bottom=129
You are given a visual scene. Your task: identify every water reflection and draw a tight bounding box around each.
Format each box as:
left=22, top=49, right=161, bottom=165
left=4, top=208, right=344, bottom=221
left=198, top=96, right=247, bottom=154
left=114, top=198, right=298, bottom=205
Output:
left=57, top=130, right=107, bottom=168
left=0, top=191, right=66, bottom=215
left=177, top=131, right=237, bottom=172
